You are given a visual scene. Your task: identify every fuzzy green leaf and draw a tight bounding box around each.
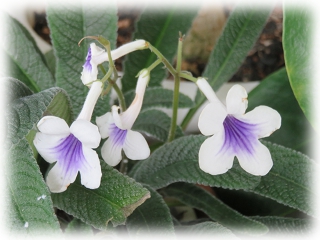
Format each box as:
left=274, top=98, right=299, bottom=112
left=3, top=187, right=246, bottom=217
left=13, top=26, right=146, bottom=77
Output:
left=47, top=0, right=117, bottom=117
left=65, top=218, right=94, bottom=236
left=126, top=185, right=174, bottom=236
left=133, top=109, right=183, bottom=142
left=129, top=135, right=261, bottom=190
left=124, top=87, right=194, bottom=111
left=121, top=5, right=199, bottom=93
left=51, top=161, right=150, bottom=229
left=163, top=183, right=268, bottom=235
left=3, top=77, right=33, bottom=104
left=283, top=5, right=316, bottom=130
left=0, top=12, right=55, bottom=92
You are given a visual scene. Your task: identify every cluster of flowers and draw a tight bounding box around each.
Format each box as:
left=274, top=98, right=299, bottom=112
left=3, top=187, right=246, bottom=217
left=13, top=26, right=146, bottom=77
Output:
left=33, top=39, right=281, bottom=193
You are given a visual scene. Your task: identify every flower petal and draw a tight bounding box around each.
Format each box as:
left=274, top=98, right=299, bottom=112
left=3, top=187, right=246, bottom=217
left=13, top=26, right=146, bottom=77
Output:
left=239, top=106, right=281, bottom=138
left=79, top=146, right=102, bottom=189
left=226, top=84, right=248, bottom=115
left=196, top=78, right=221, bottom=104
left=37, top=116, right=70, bottom=135
left=199, top=132, right=235, bottom=175
left=101, top=138, right=123, bottom=166
left=198, top=102, right=227, bottom=136
left=70, top=119, right=101, bottom=148
left=96, top=112, right=114, bottom=138
left=236, top=140, right=273, bottom=176
left=33, top=132, right=67, bottom=163
left=46, top=161, right=78, bottom=193
left=123, top=130, right=150, bottom=160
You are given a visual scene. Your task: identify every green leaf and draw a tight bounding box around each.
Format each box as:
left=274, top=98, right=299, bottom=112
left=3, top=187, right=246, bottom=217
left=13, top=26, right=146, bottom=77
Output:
left=251, top=216, right=312, bottom=234
left=247, top=67, right=315, bottom=154
left=65, top=218, right=94, bottom=236
left=51, top=161, right=150, bottom=229
left=129, top=135, right=261, bottom=190
left=163, top=183, right=268, bottom=235
left=5, top=87, right=72, bottom=234
left=126, top=185, right=174, bottom=236
left=121, top=5, right=199, bottom=93
left=124, top=87, right=194, bottom=111
left=251, top=141, right=316, bottom=216
left=182, top=4, right=272, bottom=129
left=3, top=77, right=33, bottom=104
left=44, top=50, right=56, bottom=78
left=133, top=109, right=184, bottom=142
left=283, top=5, right=316, bottom=130
left=0, top=12, right=55, bottom=92
left=175, top=222, right=238, bottom=238
left=47, top=1, right=117, bottom=117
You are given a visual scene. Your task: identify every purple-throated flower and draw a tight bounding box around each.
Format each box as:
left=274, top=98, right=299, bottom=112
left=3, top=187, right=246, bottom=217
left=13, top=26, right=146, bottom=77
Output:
left=196, top=78, right=281, bottom=176
left=33, top=81, right=103, bottom=192
left=96, top=69, right=150, bottom=166
left=81, top=40, right=147, bottom=85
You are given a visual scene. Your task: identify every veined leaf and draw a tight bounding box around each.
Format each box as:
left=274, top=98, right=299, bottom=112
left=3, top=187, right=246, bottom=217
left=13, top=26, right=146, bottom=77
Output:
left=5, top=86, right=73, bottom=234
left=163, top=183, right=268, bottom=235
left=251, top=141, right=316, bottom=216
left=283, top=4, right=316, bottom=130
left=47, top=0, right=117, bottom=117
left=0, top=12, right=55, bottom=92
left=133, top=109, right=184, bottom=142
left=129, top=135, right=261, bottom=190
left=51, top=161, right=150, bottom=229
left=65, top=218, right=94, bottom=236
left=182, top=4, right=272, bottom=129
left=126, top=185, right=174, bottom=236
left=3, top=77, right=33, bottom=104
left=121, top=4, right=199, bottom=93
left=124, top=87, right=194, bottom=111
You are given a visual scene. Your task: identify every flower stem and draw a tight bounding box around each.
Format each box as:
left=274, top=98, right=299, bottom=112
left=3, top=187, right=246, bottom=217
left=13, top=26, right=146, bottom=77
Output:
left=167, top=36, right=183, bottom=142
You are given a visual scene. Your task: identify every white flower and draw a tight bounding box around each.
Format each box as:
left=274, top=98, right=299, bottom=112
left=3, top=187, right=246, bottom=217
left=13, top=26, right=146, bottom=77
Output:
left=33, top=81, right=103, bottom=192
left=81, top=40, right=147, bottom=85
left=96, top=69, right=150, bottom=166
left=196, top=78, right=281, bottom=176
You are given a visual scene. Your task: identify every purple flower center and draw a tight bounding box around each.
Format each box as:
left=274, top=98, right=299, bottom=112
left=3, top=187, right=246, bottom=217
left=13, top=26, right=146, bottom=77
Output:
left=83, top=47, right=92, bottom=72
left=222, top=115, right=258, bottom=156
left=53, top=134, right=85, bottom=178
left=109, top=123, right=127, bottom=147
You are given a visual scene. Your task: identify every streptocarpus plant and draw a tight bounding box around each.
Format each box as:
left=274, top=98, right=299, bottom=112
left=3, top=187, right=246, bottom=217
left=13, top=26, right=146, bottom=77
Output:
left=1, top=1, right=316, bottom=239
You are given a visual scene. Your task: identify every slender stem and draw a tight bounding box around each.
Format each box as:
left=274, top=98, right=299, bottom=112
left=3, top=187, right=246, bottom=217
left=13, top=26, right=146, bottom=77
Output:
left=179, top=72, right=198, bottom=83
left=167, top=37, right=183, bottom=142
left=180, top=98, right=205, bottom=130
left=147, top=58, right=162, bottom=72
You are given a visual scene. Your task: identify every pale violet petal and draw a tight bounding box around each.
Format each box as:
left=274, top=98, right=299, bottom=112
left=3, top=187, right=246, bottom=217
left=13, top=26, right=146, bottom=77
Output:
left=46, top=161, right=78, bottom=193
left=33, top=132, right=67, bottom=163
left=123, top=130, right=150, bottom=160
left=226, top=84, right=248, bottom=115
left=96, top=112, right=114, bottom=139
left=81, top=45, right=99, bottom=85
left=239, top=106, right=281, bottom=138
left=236, top=140, right=273, bottom=176
left=198, top=102, right=227, bottom=136
left=37, top=116, right=70, bottom=135
left=199, top=132, right=234, bottom=175
left=79, top=146, right=102, bottom=189
left=70, top=119, right=101, bottom=148
left=101, top=138, right=123, bottom=166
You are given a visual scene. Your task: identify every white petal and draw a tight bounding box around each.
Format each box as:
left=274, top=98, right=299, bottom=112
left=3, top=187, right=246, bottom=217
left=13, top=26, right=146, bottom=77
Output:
left=37, top=116, right=70, bottom=135
left=236, top=140, right=273, bottom=176
left=199, top=132, right=235, bottom=175
left=46, top=162, right=78, bottom=193
left=196, top=78, right=221, bottom=103
left=70, top=119, right=101, bottom=148
left=198, top=102, right=227, bottom=136
left=123, top=130, right=150, bottom=160
left=101, top=138, right=123, bottom=166
left=79, top=147, right=102, bottom=189
left=239, top=106, right=281, bottom=138
left=96, top=112, right=114, bottom=139
left=33, top=132, right=67, bottom=163
left=110, top=40, right=147, bottom=60
left=112, top=105, right=125, bottom=129
left=226, top=84, right=248, bottom=115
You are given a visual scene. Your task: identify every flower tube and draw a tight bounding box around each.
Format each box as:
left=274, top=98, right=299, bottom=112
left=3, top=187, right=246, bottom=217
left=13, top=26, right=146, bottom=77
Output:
left=96, top=69, right=150, bottom=166
left=81, top=40, right=147, bottom=85
left=33, top=81, right=103, bottom=192
left=196, top=78, right=281, bottom=176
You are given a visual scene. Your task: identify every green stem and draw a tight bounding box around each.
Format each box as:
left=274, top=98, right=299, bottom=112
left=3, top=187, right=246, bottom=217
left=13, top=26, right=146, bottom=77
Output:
left=179, top=72, right=198, bottom=83
left=147, top=58, right=162, bottom=72
left=180, top=98, right=205, bottom=130
left=167, top=37, right=183, bottom=142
